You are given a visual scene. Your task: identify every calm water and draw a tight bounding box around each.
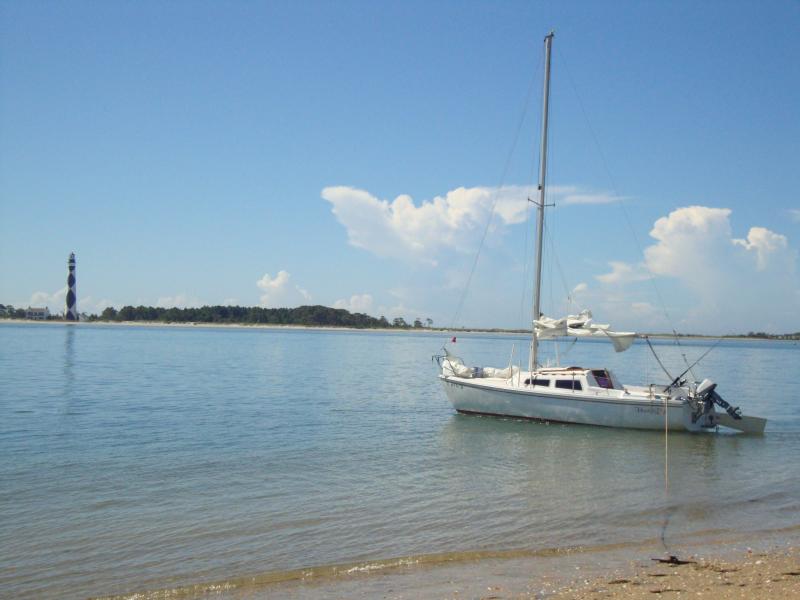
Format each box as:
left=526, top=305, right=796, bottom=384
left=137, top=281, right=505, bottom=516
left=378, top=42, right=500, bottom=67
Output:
left=1, top=323, right=798, bottom=599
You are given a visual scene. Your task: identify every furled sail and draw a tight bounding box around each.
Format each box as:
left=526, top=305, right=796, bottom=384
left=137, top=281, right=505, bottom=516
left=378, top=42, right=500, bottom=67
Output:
left=534, top=309, right=636, bottom=352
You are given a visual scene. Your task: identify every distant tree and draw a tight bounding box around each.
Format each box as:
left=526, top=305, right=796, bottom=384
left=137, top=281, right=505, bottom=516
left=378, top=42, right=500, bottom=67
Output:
left=425, top=318, right=433, bottom=328
left=117, top=306, right=136, bottom=321
left=393, top=317, right=408, bottom=328
left=83, top=303, right=395, bottom=329
left=413, top=318, right=423, bottom=328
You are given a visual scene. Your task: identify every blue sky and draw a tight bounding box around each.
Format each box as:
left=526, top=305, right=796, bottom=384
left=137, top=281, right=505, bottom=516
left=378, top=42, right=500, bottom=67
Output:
left=1, top=1, right=798, bottom=333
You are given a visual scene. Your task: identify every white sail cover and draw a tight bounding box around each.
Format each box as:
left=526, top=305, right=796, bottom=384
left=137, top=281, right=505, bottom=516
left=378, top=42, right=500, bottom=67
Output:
left=534, top=309, right=636, bottom=352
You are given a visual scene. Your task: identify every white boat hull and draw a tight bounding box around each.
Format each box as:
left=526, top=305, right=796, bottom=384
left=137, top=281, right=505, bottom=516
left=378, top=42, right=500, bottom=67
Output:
left=441, top=375, right=698, bottom=431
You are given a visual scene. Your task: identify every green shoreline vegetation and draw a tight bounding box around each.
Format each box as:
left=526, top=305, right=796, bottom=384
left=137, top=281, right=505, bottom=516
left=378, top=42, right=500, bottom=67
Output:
left=1, top=303, right=798, bottom=340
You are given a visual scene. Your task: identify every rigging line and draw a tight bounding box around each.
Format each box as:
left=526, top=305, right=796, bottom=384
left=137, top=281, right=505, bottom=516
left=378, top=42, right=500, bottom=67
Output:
left=645, top=336, right=674, bottom=382
left=543, top=219, right=573, bottom=308
left=519, top=196, right=533, bottom=328
left=560, top=336, right=578, bottom=356
left=674, top=330, right=698, bottom=380
left=663, top=338, right=722, bottom=391
left=670, top=328, right=724, bottom=385
left=449, top=52, right=543, bottom=330
left=554, top=47, right=678, bottom=338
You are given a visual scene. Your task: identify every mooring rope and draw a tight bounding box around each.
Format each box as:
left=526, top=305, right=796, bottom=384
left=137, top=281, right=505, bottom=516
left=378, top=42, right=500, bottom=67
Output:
left=660, top=385, right=672, bottom=555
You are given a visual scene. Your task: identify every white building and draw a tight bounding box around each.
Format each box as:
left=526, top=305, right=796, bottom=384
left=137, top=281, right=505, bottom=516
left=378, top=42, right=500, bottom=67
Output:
left=26, top=307, right=50, bottom=320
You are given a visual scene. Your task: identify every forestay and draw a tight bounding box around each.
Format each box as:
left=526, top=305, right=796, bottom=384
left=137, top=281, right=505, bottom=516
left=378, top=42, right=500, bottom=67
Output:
left=534, top=309, right=636, bottom=352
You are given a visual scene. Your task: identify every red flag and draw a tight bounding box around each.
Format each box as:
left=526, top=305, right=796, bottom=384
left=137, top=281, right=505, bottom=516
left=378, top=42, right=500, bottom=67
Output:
left=451, top=336, right=457, bottom=343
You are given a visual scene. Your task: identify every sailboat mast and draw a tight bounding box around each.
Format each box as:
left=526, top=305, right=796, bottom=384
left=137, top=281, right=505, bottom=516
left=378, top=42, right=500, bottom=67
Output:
left=530, top=31, right=554, bottom=373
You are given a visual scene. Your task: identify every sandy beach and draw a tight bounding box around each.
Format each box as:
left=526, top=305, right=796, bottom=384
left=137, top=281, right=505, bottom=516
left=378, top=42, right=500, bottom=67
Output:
left=552, top=547, right=800, bottom=599
left=263, top=544, right=800, bottom=600
left=2, top=318, right=793, bottom=342
left=216, top=529, right=800, bottom=600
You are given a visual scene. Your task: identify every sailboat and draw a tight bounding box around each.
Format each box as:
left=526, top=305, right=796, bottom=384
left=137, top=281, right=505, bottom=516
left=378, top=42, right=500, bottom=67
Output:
left=436, top=32, right=766, bottom=434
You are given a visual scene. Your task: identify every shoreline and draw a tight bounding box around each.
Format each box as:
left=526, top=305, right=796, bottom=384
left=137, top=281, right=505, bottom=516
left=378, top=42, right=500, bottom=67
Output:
left=92, top=527, right=800, bottom=599
left=1, top=318, right=795, bottom=342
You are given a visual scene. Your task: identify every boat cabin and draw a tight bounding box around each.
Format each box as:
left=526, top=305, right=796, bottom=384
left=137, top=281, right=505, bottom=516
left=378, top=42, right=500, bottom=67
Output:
left=523, top=367, right=621, bottom=391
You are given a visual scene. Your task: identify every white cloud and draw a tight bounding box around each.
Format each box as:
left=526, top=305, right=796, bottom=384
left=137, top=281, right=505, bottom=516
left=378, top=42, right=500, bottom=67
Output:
left=630, top=301, right=656, bottom=315
left=641, top=206, right=792, bottom=279
left=789, top=209, right=800, bottom=223
left=25, top=287, right=67, bottom=313
left=257, top=271, right=289, bottom=307
left=595, top=261, right=650, bottom=285
left=18, top=288, right=114, bottom=316
left=334, top=293, right=374, bottom=314
left=156, top=294, right=201, bottom=309
left=591, top=205, right=798, bottom=332
left=572, top=282, right=588, bottom=294
left=377, top=303, right=416, bottom=320
left=733, top=227, right=788, bottom=270
left=644, top=206, right=734, bottom=278
left=321, top=184, right=623, bottom=263
left=256, top=270, right=312, bottom=308
left=79, top=296, right=113, bottom=315
left=561, top=191, right=626, bottom=205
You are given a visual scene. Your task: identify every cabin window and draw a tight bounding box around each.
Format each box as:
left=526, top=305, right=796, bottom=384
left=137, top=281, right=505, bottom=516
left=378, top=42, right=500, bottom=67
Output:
left=591, top=369, right=614, bottom=389
left=555, top=379, right=582, bottom=391
left=524, top=378, right=551, bottom=386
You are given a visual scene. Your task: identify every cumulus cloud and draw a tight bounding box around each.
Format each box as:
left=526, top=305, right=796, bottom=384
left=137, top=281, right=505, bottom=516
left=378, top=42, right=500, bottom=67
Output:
left=80, top=296, right=114, bottom=315
left=25, top=287, right=67, bottom=313
left=595, top=206, right=792, bottom=293
left=572, top=282, right=588, bottom=294
left=591, top=205, right=797, bottom=331
left=156, top=293, right=201, bottom=309
left=18, top=288, right=115, bottom=316
left=322, top=184, right=625, bottom=263
left=377, top=302, right=422, bottom=321
left=732, top=227, right=789, bottom=270
left=643, top=206, right=734, bottom=280
left=595, top=261, right=650, bottom=285
left=642, top=206, right=792, bottom=280
left=256, top=270, right=312, bottom=308
left=334, top=293, right=374, bottom=314
left=630, top=301, right=656, bottom=315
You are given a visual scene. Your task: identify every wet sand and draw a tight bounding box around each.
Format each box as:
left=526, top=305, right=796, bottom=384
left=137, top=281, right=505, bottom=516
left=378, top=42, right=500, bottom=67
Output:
left=244, top=532, right=799, bottom=600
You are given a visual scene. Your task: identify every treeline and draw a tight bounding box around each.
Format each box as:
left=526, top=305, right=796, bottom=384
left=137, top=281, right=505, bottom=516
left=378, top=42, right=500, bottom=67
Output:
left=85, top=304, right=431, bottom=329
left=737, top=331, right=800, bottom=341
left=0, top=305, right=27, bottom=319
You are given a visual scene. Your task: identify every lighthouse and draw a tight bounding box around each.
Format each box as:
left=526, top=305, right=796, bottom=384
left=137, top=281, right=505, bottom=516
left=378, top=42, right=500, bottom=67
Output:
left=66, top=252, right=78, bottom=321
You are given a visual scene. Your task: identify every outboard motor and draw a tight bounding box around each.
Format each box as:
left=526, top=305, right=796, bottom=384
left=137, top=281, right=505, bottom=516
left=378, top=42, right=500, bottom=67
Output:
left=695, top=378, right=716, bottom=397
left=695, top=378, right=742, bottom=421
